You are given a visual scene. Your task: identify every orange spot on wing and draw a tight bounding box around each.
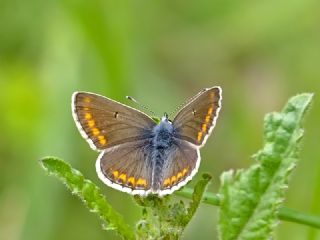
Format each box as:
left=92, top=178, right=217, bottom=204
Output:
left=182, top=168, right=188, bottom=176
left=163, top=178, right=171, bottom=187
left=88, top=120, right=95, bottom=127
left=83, top=107, right=89, bottom=111
left=202, top=123, right=207, bottom=132
left=197, top=132, right=203, bottom=142
left=112, top=171, right=119, bottom=179
left=85, top=113, right=92, bottom=120
left=205, top=115, right=211, bottom=123
left=92, top=128, right=100, bottom=136
left=171, top=176, right=177, bottom=184
left=136, top=178, right=147, bottom=187
left=177, top=172, right=183, bottom=180
left=203, top=107, right=214, bottom=126
left=98, top=135, right=106, bottom=145
left=118, top=173, right=127, bottom=183
left=127, top=177, right=135, bottom=187
left=84, top=97, right=91, bottom=103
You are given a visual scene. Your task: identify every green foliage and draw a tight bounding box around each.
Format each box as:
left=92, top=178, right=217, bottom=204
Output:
left=40, top=157, right=211, bottom=240
left=177, top=187, right=320, bottom=230
left=40, top=157, right=135, bottom=240
left=218, top=93, right=313, bottom=240
left=135, top=174, right=211, bottom=239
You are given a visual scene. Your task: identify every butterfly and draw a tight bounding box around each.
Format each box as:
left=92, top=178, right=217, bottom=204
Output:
left=71, top=87, right=222, bottom=196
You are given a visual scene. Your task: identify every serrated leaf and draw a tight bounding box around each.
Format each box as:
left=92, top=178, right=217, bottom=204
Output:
left=40, top=157, right=135, bottom=240
left=218, top=93, right=313, bottom=240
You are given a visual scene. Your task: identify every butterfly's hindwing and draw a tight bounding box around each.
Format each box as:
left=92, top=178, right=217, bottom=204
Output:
left=96, top=139, right=153, bottom=195
left=158, top=139, right=200, bottom=195
left=173, top=87, right=222, bottom=147
left=72, top=92, right=156, bottom=151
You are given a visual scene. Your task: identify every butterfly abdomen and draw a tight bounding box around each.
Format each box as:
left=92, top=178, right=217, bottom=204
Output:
left=151, top=120, right=175, bottom=191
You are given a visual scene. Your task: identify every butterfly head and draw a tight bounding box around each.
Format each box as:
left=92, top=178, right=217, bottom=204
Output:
left=161, top=112, right=172, bottom=123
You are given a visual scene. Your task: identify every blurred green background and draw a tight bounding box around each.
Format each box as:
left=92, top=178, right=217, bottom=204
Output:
left=0, top=0, right=319, bottom=239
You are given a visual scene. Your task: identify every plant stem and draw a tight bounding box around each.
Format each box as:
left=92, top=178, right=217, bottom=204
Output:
left=175, top=188, right=320, bottom=229
left=278, top=207, right=320, bottom=229
left=176, top=187, right=220, bottom=206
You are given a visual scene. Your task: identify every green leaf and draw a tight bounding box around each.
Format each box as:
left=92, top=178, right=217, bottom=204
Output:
left=218, top=93, right=313, bottom=240
left=183, top=173, right=212, bottom=226
left=176, top=187, right=320, bottom=229
left=40, top=157, right=135, bottom=240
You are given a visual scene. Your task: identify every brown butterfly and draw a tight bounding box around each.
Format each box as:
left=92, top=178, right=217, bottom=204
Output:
left=72, top=87, right=222, bottom=196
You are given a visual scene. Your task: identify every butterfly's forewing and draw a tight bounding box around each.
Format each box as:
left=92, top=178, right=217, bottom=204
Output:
left=158, top=139, right=199, bottom=195
left=72, top=92, right=156, bottom=151
left=173, top=87, right=222, bottom=147
left=96, top=139, right=153, bottom=194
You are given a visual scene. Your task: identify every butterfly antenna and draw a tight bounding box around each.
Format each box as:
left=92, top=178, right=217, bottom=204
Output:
left=168, top=88, right=206, bottom=116
left=126, top=96, right=156, bottom=116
